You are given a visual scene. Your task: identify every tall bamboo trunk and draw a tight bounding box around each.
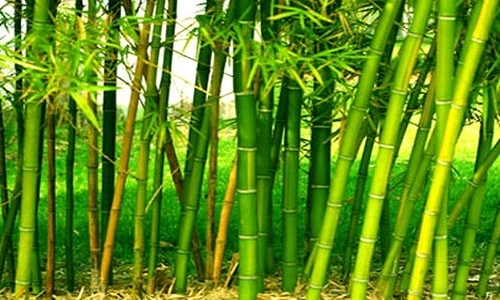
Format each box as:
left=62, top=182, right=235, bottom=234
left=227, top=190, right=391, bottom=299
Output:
left=100, top=0, right=157, bottom=288
left=407, top=0, right=498, bottom=296
left=233, top=1, right=258, bottom=297
left=101, top=0, right=121, bottom=265
left=305, top=0, right=403, bottom=296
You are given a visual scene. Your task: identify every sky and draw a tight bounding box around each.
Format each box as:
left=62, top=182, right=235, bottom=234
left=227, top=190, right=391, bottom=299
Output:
left=0, top=0, right=234, bottom=110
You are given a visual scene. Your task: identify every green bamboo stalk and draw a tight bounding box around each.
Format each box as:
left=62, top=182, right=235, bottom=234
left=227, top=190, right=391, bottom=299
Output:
left=174, top=103, right=211, bottom=293
left=131, top=0, right=166, bottom=293
left=282, top=78, right=302, bottom=292
left=431, top=0, right=456, bottom=295
left=451, top=85, right=494, bottom=299
left=342, top=127, right=375, bottom=280
left=350, top=0, right=434, bottom=296
left=14, top=29, right=47, bottom=294
left=307, top=72, right=333, bottom=256
left=100, top=0, right=156, bottom=288
left=376, top=82, right=436, bottom=299
left=407, top=0, right=498, bottom=296
left=144, top=0, right=177, bottom=291
left=183, top=0, right=214, bottom=197
left=233, top=1, right=258, bottom=297
left=0, top=99, right=12, bottom=286
left=448, top=139, right=500, bottom=225
left=477, top=199, right=500, bottom=297
left=65, top=95, right=77, bottom=292
left=0, top=86, right=24, bottom=290
left=266, top=78, right=288, bottom=273
left=306, top=0, right=403, bottom=296
left=256, top=0, right=274, bottom=288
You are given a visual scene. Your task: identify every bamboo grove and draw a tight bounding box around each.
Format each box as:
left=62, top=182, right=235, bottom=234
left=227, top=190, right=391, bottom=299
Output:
left=0, top=0, right=499, bottom=298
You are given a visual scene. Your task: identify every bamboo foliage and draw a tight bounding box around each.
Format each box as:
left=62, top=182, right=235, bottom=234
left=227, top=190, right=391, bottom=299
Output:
left=0, top=0, right=499, bottom=298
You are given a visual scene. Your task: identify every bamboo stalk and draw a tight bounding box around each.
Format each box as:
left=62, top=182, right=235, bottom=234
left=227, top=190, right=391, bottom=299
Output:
left=407, top=0, right=498, bottom=296
left=213, top=158, right=237, bottom=285
left=306, top=0, right=404, bottom=296
left=100, top=0, right=156, bottom=288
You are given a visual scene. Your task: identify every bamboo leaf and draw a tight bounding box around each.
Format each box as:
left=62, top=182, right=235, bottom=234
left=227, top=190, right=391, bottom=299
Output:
left=69, top=91, right=100, bottom=130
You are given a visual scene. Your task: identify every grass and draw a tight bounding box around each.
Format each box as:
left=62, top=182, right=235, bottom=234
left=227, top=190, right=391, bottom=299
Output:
left=0, top=107, right=499, bottom=296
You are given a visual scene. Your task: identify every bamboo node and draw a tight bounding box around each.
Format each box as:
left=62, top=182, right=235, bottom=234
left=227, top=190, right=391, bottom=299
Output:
left=308, top=283, right=324, bottom=290
left=369, top=46, right=383, bottom=55
left=468, top=179, right=480, bottom=187
left=238, top=275, right=258, bottom=280
left=378, top=143, right=395, bottom=150
left=312, top=124, right=331, bottom=129
left=408, top=290, right=422, bottom=297
left=282, top=261, right=298, bottom=266
left=18, top=226, right=35, bottom=232
left=177, top=249, right=190, bottom=254
left=407, top=31, right=423, bottom=38
left=184, top=205, right=198, bottom=211
left=237, top=146, right=257, bottom=152
left=257, top=175, right=272, bottom=179
left=15, top=280, right=30, bottom=285
left=338, top=154, right=355, bottom=161
left=258, top=108, right=273, bottom=113
left=391, top=88, right=407, bottom=96
left=369, top=193, right=385, bottom=200
left=434, top=234, right=447, bottom=240
left=316, top=242, right=332, bottom=250
left=350, top=104, right=369, bottom=113
left=352, top=277, right=369, bottom=283
left=436, top=159, right=451, bottom=166
left=359, top=237, right=377, bottom=244
left=238, top=234, right=258, bottom=240
left=451, top=103, right=466, bottom=110
left=424, top=209, right=438, bottom=216
left=235, top=90, right=254, bottom=96
left=258, top=232, right=268, bottom=237
left=392, top=233, right=405, bottom=241
left=282, top=208, right=298, bottom=214
left=415, top=251, right=429, bottom=258
left=236, top=189, right=257, bottom=194
left=431, top=293, right=448, bottom=298
left=327, top=202, right=342, bottom=209
left=435, top=99, right=452, bottom=106
left=193, top=157, right=205, bottom=162
left=284, top=147, right=300, bottom=152
left=471, top=36, right=486, bottom=44
left=437, top=15, right=456, bottom=21
left=311, top=184, right=329, bottom=189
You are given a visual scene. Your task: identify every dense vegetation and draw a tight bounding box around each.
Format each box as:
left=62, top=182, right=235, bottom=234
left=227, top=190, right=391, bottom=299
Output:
left=0, top=0, right=499, bottom=298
